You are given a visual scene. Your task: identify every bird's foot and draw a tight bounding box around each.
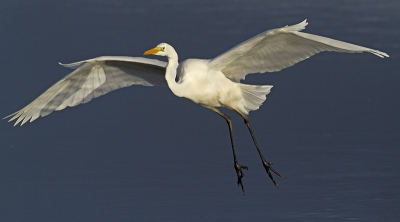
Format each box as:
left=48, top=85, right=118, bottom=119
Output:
left=234, top=162, right=248, bottom=195
left=262, top=160, right=285, bottom=188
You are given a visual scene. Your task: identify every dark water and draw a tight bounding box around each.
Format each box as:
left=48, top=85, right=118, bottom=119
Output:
left=0, top=0, right=399, bottom=221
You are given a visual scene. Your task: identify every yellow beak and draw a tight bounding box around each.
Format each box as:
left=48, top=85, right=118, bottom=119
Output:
left=143, top=47, right=161, bottom=55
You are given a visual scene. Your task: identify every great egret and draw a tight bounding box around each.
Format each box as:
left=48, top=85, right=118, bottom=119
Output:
left=5, top=20, right=388, bottom=194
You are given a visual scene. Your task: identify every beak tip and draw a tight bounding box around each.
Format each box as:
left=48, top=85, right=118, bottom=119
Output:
left=143, top=47, right=160, bottom=56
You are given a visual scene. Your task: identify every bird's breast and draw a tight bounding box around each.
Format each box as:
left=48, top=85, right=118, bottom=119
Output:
left=178, top=60, right=240, bottom=108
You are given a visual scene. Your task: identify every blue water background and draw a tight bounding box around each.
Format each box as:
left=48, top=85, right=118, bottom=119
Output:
left=0, top=1, right=399, bottom=221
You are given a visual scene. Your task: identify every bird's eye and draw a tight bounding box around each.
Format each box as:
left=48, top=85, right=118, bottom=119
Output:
left=162, top=47, right=165, bottom=51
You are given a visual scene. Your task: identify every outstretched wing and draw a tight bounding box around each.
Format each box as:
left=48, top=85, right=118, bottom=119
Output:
left=5, top=56, right=167, bottom=126
left=209, top=19, right=389, bottom=82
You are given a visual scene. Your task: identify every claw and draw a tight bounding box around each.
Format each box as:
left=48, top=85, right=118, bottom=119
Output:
left=234, top=162, right=248, bottom=195
left=263, top=161, right=284, bottom=188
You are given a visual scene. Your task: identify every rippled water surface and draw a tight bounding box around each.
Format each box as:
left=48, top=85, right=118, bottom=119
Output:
left=0, top=0, right=399, bottom=221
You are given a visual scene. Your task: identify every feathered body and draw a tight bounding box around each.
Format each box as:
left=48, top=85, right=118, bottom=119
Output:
left=171, top=58, right=271, bottom=114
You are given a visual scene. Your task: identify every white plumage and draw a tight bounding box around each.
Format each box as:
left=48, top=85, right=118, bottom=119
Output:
left=5, top=20, right=388, bottom=193
left=5, top=57, right=167, bottom=125
left=5, top=20, right=388, bottom=126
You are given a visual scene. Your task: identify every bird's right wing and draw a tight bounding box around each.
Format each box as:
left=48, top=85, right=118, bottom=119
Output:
left=5, top=56, right=167, bottom=126
left=209, top=19, right=388, bottom=82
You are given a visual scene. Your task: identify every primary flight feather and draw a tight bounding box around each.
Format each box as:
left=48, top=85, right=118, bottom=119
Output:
left=5, top=20, right=388, bottom=194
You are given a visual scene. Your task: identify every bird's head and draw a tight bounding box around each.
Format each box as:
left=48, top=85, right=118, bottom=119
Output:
left=143, top=43, right=171, bottom=57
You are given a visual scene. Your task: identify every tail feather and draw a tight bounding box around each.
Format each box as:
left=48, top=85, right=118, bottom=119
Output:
left=240, top=84, right=273, bottom=114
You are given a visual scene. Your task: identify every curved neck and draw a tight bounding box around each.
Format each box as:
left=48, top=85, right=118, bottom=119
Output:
left=165, top=51, right=183, bottom=97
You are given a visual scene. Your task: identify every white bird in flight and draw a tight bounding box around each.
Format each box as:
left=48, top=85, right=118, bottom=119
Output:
left=5, top=20, right=388, bottom=194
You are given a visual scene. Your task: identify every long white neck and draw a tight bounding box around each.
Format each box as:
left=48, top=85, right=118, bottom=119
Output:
left=164, top=49, right=183, bottom=97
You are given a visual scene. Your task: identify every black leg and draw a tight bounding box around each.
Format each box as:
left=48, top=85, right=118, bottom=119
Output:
left=234, top=109, right=285, bottom=187
left=210, top=107, right=248, bottom=195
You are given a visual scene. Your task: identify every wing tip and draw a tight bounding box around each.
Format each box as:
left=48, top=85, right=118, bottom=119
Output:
left=4, top=110, right=35, bottom=126
left=3, top=112, right=18, bottom=121
left=59, top=61, right=86, bottom=69
left=283, top=19, right=308, bottom=32
left=3, top=115, right=11, bottom=120
left=367, top=49, right=389, bottom=58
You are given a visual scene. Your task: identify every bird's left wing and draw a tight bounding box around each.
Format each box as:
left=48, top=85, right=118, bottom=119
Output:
left=209, top=20, right=388, bottom=81
left=5, top=56, right=167, bottom=126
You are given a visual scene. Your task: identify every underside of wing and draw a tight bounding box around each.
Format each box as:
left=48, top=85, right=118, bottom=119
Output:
left=209, top=20, right=388, bottom=82
left=5, top=57, right=167, bottom=126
